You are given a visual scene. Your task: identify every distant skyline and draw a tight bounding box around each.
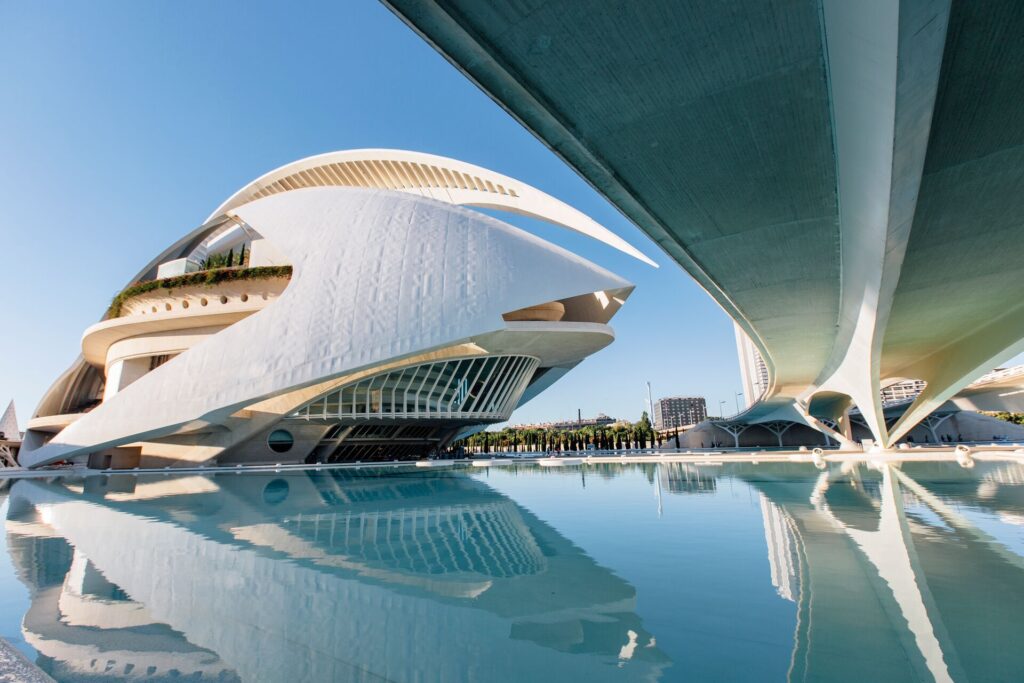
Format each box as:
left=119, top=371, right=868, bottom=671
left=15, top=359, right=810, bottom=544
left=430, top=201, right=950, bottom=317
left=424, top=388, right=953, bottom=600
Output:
left=0, top=1, right=743, bottom=429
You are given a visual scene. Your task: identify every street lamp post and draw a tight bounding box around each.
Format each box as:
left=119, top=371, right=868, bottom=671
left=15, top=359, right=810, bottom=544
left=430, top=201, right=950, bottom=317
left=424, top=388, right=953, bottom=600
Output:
left=735, top=392, right=743, bottom=414
left=719, top=400, right=727, bottom=418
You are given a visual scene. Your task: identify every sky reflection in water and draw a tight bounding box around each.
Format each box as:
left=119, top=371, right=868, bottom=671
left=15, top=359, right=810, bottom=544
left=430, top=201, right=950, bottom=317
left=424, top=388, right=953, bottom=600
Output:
left=1, top=459, right=1023, bottom=682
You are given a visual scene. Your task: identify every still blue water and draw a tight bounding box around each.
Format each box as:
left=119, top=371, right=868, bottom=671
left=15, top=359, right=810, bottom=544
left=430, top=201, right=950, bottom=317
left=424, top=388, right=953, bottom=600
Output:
left=0, top=460, right=1022, bottom=682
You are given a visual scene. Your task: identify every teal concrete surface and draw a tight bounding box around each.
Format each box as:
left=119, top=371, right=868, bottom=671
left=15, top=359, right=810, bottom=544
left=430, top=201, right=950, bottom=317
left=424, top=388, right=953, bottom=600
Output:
left=883, top=2, right=1024, bottom=375
left=383, top=0, right=1024, bottom=443
left=382, top=0, right=840, bottom=390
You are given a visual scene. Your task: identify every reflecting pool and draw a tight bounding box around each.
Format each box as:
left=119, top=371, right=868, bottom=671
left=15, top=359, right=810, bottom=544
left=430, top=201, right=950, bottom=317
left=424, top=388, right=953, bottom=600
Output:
left=1, top=459, right=1023, bottom=682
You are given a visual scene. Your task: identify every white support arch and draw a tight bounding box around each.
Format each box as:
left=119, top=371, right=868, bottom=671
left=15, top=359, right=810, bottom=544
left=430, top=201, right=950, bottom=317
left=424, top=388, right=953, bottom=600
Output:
left=206, top=149, right=657, bottom=267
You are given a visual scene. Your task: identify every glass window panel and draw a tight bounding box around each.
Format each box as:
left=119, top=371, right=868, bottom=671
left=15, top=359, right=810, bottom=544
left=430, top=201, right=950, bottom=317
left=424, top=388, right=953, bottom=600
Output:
left=324, top=392, right=340, bottom=416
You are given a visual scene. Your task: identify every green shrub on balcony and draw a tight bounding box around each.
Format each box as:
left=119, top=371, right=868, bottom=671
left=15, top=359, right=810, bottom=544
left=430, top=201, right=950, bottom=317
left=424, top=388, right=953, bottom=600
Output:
left=201, top=245, right=249, bottom=270
left=107, top=265, right=292, bottom=318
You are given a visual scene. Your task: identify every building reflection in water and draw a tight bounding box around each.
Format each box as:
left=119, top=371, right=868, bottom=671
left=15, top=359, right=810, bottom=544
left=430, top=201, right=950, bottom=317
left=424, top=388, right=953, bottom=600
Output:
left=5, top=459, right=1024, bottom=682
left=658, top=463, right=717, bottom=495
left=4, top=469, right=670, bottom=681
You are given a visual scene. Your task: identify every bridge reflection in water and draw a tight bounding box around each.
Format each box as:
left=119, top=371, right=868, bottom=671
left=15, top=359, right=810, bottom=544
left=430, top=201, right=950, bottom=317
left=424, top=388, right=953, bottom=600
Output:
left=740, top=459, right=1024, bottom=683
left=3, top=469, right=670, bottom=682
left=501, top=458, right=1024, bottom=682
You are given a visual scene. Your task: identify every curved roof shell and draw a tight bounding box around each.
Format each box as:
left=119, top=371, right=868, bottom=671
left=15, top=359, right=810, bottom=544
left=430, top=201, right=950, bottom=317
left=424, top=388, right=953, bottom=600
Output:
left=208, top=148, right=656, bottom=267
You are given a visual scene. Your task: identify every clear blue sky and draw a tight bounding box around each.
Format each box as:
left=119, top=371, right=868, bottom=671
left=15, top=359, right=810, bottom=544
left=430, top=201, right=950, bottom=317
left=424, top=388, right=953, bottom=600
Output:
left=0, top=1, right=744, bottom=430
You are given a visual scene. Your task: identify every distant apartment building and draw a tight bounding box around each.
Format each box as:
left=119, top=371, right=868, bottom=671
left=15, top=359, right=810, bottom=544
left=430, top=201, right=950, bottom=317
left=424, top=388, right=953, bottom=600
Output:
left=735, top=323, right=770, bottom=410
left=880, top=379, right=927, bottom=404
left=654, top=397, right=707, bottom=430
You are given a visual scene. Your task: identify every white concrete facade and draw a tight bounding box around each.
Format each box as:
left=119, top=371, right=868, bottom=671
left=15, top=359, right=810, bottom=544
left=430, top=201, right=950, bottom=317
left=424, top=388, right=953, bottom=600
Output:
left=21, top=151, right=641, bottom=468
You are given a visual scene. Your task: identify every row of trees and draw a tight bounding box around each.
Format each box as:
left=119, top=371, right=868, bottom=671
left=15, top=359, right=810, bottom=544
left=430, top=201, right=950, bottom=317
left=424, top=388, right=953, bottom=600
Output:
left=453, top=412, right=686, bottom=454
left=985, top=411, right=1024, bottom=425
left=201, top=244, right=249, bottom=270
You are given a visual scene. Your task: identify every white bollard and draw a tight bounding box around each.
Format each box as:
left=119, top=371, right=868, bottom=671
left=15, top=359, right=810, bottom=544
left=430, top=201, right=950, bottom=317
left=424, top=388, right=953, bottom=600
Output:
left=811, top=447, right=826, bottom=470
left=955, top=444, right=974, bottom=468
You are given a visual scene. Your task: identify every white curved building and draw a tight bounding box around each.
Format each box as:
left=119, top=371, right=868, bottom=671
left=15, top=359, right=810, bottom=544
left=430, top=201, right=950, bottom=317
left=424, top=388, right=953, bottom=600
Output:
left=21, top=150, right=647, bottom=469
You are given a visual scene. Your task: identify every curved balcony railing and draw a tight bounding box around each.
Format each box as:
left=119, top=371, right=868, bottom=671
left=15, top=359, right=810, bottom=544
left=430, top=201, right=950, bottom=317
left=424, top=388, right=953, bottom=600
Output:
left=107, top=265, right=292, bottom=318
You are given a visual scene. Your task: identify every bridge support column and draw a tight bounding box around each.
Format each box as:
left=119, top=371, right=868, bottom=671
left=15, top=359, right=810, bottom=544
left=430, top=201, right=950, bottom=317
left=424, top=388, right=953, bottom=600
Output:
left=920, top=413, right=953, bottom=444
left=837, top=409, right=854, bottom=442
left=796, top=406, right=860, bottom=451
left=713, top=422, right=749, bottom=448
left=761, top=421, right=795, bottom=448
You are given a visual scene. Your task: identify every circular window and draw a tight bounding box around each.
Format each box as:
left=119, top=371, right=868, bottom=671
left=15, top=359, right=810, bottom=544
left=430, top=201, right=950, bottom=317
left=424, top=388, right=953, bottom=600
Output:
left=200, top=298, right=208, bottom=306
left=268, top=429, right=294, bottom=453
left=262, top=479, right=290, bottom=506
left=240, top=293, right=249, bottom=302
left=165, top=303, right=172, bottom=311
left=182, top=300, right=189, bottom=309
left=220, top=295, right=228, bottom=304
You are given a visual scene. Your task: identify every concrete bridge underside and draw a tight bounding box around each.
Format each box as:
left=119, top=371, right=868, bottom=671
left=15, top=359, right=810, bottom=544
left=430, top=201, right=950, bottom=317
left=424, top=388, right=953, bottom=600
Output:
left=382, top=0, right=1024, bottom=448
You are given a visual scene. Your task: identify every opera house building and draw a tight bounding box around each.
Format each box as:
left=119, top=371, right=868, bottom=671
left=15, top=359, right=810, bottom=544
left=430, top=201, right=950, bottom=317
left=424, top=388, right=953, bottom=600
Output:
left=20, top=150, right=648, bottom=469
